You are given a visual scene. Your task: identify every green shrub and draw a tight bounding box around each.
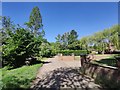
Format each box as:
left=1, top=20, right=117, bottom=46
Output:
left=58, top=50, right=89, bottom=56
left=2, top=28, right=42, bottom=68
left=40, top=42, right=53, bottom=58
left=1, top=64, right=42, bottom=90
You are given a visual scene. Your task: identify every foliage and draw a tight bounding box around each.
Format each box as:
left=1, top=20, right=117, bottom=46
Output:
left=79, top=25, right=120, bottom=53
left=40, top=42, right=52, bottom=57
left=50, top=42, right=59, bottom=56
left=39, top=41, right=58, bottom=57
left=25, top=6, right=43, bottom=36
left=2, top=6, right=45, bottom=68
left=54, top=25, right=120, bottom=53
left=1, top=64, right=42, bottom=90
left=67, top=40, right=81, bottom=50
left=1, top=16, right=15, bottom=45
left=2, top=26, right=42, bottom=68
left=55, top=30, right=79, bottom=50
left=68, top=30, right=78, bottom=44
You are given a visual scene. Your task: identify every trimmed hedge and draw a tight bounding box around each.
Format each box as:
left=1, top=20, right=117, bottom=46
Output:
left=58, top=50, right=89, bottom=56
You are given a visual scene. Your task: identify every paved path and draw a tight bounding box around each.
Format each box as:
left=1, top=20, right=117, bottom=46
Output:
left=31, top=57, right=102, bottom=89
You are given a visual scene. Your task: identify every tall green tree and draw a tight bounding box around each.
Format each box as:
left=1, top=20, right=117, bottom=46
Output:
left=61, top=32, right=69, bottom=49
left=55, top=34, right=61, bottom=43
left=68, top=30, right=78, bottom=44
left=2, top=6, right=46, bottom=68
left=25, top=6, right=43, bottom=36
left=55, top=30, right=79, bottom=50
left=2, top=18, right=42, bottom=68
left=55, top=34, right=62, bottom=50
left=79, top=25, right=120, bottom=52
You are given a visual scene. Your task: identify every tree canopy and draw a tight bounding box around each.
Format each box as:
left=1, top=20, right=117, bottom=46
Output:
left=25, top=6, right=43, bottom=36
left=2, top=6, right=45, bottom=68
left=54, top=25, right=120, bottom=53
left=55, top=30, right=79, bottom=50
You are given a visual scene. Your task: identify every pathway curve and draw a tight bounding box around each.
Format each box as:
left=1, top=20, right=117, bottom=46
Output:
left=31, top=57, right=102, bottom=90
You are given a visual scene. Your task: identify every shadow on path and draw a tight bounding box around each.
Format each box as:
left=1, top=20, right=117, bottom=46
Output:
left=39, top=61, right=52, bottom=64
left=32, top=67, right=101, bottom=90
left=32, top=60, right=52, bottom=65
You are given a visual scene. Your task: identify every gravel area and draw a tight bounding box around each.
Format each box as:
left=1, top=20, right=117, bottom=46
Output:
left=31, top=57, right=102, bottom=90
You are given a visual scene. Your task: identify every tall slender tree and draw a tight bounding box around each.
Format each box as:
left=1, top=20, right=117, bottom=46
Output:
left=68, top=30, right=78, bottom=44
left=25, top=6, right=43, bottom=36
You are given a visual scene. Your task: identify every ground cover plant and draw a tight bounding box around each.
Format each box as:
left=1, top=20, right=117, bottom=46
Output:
left=1, top=64, right=42, bottom=90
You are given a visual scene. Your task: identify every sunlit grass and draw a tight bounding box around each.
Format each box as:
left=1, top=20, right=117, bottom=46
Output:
left=75, top=56, right=80, bottom=60
left=1, top=64, right=42, bottom=90
left=93, top=57, right=116, bottom=67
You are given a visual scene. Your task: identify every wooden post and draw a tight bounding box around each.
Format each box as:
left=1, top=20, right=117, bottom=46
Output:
left=80, top=54, right=87, bottom=66
left=60, top=53, right=63, bottom=60
left=72, top=53, right=75, bottom=60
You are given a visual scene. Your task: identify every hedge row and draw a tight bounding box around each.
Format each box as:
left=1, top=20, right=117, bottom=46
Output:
left=58, top=50, right=89, bottom=56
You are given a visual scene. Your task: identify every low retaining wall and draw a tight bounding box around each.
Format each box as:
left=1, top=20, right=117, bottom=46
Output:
left=57, top=56, right=75, bottom=61
left=84, top=62, right=120, bottom=88
left=55, top=54, right=75, bottom=61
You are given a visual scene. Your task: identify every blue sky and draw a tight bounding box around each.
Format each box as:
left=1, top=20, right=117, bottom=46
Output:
left=2, top=2, right=118, bottom=42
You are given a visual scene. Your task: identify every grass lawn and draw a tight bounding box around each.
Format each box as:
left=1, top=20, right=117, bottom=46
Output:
left=0, top=64, right=42, bottom=90
left=75, top=54, right=117, bottom=67
left=93, top=56, right=117, bottom=67
left=88, top=54, right=116, bottom=67
left=92, top=54, right=116, bottom=67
